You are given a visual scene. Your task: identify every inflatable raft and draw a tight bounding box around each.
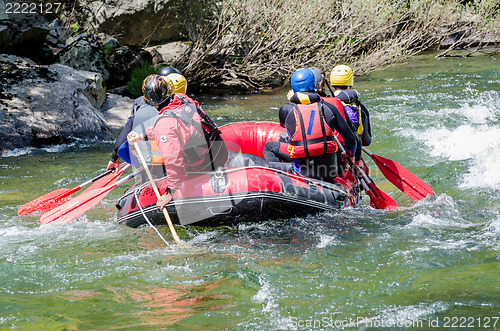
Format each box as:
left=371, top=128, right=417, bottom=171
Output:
left=116, top=122, right=360, bottom=227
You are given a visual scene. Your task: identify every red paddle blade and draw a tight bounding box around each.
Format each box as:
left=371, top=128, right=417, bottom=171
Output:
left=40, top=167, right=137, bottom=225
left=40, top=185, right=116, bottom=225
left=371, top=154, right=433, bottom=201
left=366, top=182, right=399, bottom=210
left=40, top=173, right=124, bottom=225
left=18, top=188, right=74, bottom=215
left=18, top=169, right=119, bottom=216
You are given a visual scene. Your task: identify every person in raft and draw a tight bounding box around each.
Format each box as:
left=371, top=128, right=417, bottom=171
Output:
left=106, top=66, right=182, bottom=171
left=329, top=65, right=372, bottom=150
left=263, top=67, right=335, bottom=165
left=267, top=68, right=357, bottom=182
left=127, top=74, right=228, bottom=210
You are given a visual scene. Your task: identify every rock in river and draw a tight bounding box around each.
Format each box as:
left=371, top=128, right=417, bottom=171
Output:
left=0, top=54, right=112, bottom=152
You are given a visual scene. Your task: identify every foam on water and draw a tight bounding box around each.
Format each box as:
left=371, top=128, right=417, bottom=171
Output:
left=461, top=143, right=500, bottom=190
left=421, top=124, right=483, bottom=160
left=251, top=275, right=276, bottom=310
left=405, top=122, right=500, bottom=160
left=244, top=274, right=293, bottom=330
left=472, top=215, right=500, bottom=251
left=408, top=213, right=469, bottom=229
left=1, top=138, right=114, bottom=158
left=316, top=234, right=340, bottom=248
left=398, top=90, right=500, bottom=190
left=1, top=144, right=82, bottom=157
left=188, top=230, right=221, bottom=244
left=1, top=147, right=37, bottom=158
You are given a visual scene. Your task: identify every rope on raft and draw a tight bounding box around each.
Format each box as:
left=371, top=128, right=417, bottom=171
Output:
left=134, top=188, right=170, bottom=246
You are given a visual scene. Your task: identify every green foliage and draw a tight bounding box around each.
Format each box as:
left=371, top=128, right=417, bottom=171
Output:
left=127, top=63, right=157, bottom=98
left=69, top=22, right=80, bottom=35
left=103, top=45, right=114, bottom=59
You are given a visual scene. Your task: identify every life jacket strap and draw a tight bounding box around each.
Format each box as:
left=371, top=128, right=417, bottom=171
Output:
left=292, top=103, right=310, bottom=158
left=289, top=136, right=335, bottom=146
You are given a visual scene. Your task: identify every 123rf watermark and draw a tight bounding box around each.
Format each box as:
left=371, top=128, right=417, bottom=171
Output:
left=291, top=316, right=499, bottom=329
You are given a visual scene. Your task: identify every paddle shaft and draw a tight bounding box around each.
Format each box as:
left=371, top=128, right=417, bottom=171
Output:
left=335, top=137, right=368, bottom=188
left=54, top=168, right=119, bottom=197
left=79, top=169, right=113, bottom=188
left=133, top=142, right=180, bottom=243
left=334, top=135, right=364, bottom=188
left=351, top=163, right=377, bottom=193
left=334, top=136, right=398, bottom=209
left=325, top=80, right=335, bottom=96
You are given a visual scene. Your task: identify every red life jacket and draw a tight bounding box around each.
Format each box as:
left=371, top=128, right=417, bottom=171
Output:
left=154, top=94, right=227, bottom=171
left=321, top=96, right=348, bottom=145
left=288, top=101, right=338, bottom=159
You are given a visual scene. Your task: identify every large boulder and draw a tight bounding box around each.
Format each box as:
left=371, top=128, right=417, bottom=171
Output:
left=78, top=0, right=186, bottom=46
left=106, top=45, right=152, bottom=88
left=100, top=93, right=134, bottom=136
left=57, top=33, right=109, bottom=80
left=145, top=41, right=190, bottom=65
left=0, top=2, right=52, bottom=63
left=0, top=54, right=111, bottom=152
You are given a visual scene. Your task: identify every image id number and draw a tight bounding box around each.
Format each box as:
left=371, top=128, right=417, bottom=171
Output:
left=441, top=316, right=499, bottom=328
left=5, top=2, right=63, bottom=14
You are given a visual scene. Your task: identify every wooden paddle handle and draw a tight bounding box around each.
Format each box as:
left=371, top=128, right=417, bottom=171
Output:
left=133, top=142, right=180, bottom=243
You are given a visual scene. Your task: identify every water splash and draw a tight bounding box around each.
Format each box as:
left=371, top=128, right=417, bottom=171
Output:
left=461, top=143, right=500, bottom=190
left=1, top=138, right=113, bottom=157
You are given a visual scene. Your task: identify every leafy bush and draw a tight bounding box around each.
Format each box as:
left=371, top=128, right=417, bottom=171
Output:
left=103, top=45, right=114, bottom=59
left=127, top=62, right=157, bottom=98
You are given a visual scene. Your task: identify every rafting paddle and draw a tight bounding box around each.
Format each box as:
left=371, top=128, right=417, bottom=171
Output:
left=40, top=167, right=139, bottom=225
left=334, top=136, right=397, bottom=210
left=362, top=147, right=433, bottom=201
left=353, top=162, right=398, bottom=210
left=18, top=166, right=128, bottom=216
left=80, top=164, right=130, bottom=194
left=132, top=141, right=180, bottom=243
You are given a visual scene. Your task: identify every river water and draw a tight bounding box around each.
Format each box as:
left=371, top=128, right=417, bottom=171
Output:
left=1, top=52, right=499, bottom=330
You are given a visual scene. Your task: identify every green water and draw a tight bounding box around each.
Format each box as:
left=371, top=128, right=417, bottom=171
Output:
left=1, top=52, right=499, bottom=330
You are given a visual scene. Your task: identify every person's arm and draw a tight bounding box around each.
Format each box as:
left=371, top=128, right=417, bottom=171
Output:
left=152, top=117, right=185, bottom=192
left=107, top=114, right=135, bottom=170
left=359, top=102, right=372, bottom=146
left=127, top=121, right=179, bottom=211
left=278, top=104, right=292, bottom=128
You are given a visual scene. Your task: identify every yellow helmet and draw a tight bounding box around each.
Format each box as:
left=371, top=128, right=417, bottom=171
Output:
left=330, top=65, right=354, bottom=87
left=165, top=73, right=187, bottom=94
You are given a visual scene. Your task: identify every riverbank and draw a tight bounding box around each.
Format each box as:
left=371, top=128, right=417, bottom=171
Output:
left=0, top=0, right=498, bottom=151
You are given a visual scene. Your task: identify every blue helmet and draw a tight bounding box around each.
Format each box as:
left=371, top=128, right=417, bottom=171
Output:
left=290, top=68, right=316, bottom=92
